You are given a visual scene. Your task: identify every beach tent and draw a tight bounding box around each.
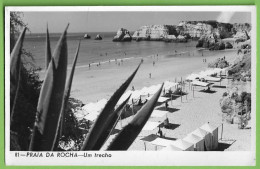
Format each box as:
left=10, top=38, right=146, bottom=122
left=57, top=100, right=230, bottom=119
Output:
left=170, top=139, right=194, bottom=151
left=191, top=80, right=211, bottom=87
left=191, top=128, right=212, bottom=151
left=183, top=134, right=205, bottom=151
left=142, top=121, right=162, bottom=131
left=150, top=110, right=168, bottom=118
left=200, top=123, right=219, bottom=150
left=150, top=137, right=176, bottom=147
left=161, top=144, right=182, bottom=151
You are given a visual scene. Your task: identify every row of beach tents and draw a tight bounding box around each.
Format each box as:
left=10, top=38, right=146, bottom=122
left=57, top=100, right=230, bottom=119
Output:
left=141, top=123, right=219, bottom=151
left=74, top=80, right=178, bottom=122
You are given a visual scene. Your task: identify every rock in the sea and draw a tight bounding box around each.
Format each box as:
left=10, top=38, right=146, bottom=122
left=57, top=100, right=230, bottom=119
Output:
left=84, top=34, right=91, bottom=39
left=94, top=34, right=102, bottom=40
left=113, top=28, right=132, bottom=42
left=122, top=34, right=132, bottom=41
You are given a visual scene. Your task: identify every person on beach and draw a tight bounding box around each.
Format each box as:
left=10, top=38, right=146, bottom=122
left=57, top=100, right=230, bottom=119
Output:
left=132, top=86, right=135, bottom=91
left=153, top=61, right=155, bottom=66
left=164, top=117, right=170, bottom=129
left=141, top=58, right=144, bottom=63
left=89, top=64, right=91, bottom=69
left=165, top=101, right=169, bottom=110
left=149, top=73, right=151, bottom=78
left=157, top=126, right=163, bottom=138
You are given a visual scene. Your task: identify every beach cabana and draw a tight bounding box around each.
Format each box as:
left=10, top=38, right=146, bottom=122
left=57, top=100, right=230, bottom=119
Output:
left=142, top=121, right=162, bottom=131
left=150, top=110, right=168, bottom=118
left=141, top=134, right=175, bottom=151
left=150, top=137, right=176, bottom=147
left=200, top=123, right=219, bottom=150
left=183, top=134, right=205, bottom=151
left=170, top=139, right=194, bottom=151
left=191, top=128, right=212, bottom=151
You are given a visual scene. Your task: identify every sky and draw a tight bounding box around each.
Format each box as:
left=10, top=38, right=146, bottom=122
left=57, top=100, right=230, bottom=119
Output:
left=21, top=11, right=251, bottom=33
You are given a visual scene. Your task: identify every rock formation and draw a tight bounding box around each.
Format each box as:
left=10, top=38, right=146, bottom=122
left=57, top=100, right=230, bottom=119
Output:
left=113, top=28, right=132, bottom=42
left=94, top=34, right=102, bottom=40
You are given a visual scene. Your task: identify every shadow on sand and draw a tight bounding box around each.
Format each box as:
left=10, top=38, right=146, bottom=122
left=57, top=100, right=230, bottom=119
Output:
left=156, top=107, right=180, bottom=113
left=199, top=89, right=217, bottom=94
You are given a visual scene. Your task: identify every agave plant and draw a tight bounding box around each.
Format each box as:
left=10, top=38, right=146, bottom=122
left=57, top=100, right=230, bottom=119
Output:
left=29, top=24, right=69, bottom=151
left=10, top=27, right=26, bottom=123
left=11, top=24, right=163, bottom=151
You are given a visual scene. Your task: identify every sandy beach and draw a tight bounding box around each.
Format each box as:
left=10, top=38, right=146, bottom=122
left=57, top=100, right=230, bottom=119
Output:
left=67, top=48, right=251, bottom=151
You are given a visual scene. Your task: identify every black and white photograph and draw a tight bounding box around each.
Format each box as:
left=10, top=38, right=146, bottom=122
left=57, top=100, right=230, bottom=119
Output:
left=5, top=6, right=256, bottom=166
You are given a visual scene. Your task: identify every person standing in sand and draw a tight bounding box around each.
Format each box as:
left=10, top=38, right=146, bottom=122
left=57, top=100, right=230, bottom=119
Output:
left=153, top=61, right=155, bottom=66
left=149, top=73, right=151, bottom=78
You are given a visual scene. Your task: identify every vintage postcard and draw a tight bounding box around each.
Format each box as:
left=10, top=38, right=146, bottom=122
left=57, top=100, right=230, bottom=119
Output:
left=5, top=6, right=256, bottom=166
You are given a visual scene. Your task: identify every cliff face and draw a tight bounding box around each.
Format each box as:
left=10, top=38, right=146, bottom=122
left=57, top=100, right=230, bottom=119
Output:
left=132, top=25, right=171, bottom=41
left=115, top=21, right=251, bottom=44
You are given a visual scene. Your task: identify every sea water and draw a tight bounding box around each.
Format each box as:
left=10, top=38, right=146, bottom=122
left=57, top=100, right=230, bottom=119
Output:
left=23, top=32, right=205, bottom=69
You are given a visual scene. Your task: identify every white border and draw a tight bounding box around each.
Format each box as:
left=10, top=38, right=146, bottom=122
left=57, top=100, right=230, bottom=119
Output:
left=5, top=6, right=256, bottom=166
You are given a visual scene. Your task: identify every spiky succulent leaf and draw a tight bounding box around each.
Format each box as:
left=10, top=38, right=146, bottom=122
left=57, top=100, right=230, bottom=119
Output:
left=93, top=94, right=131, bottom=150
left=81, top=63, right=141, bottom=150
left=10, top=27, right=26, bottom=120
left=29, top=24, right=69, bottom=151
left=45, top=24, right=52, bottom=69
left=107, top=83, right=164, bottom=150
left=52, top=40, right=81, bottom=150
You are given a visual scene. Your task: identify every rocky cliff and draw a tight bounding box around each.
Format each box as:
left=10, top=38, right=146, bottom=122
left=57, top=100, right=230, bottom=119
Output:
left=114, top=21, right=251, bottom=45
left=113, top=28, right=132, bottom=42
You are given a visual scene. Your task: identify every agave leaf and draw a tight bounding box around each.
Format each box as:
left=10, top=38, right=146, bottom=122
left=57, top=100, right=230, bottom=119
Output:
left=93, top=94, right=131, bottom=150
left=45, top=23, right=52, bottom=69
left=52, top=40, right=81, bottom=150
left=107, top=83, right=164, bottom=150
left=29, top=24, right=69, bottom=151
left=10, top=27, right=26, bottom=121
left=81, top=63, right=141, bottom=150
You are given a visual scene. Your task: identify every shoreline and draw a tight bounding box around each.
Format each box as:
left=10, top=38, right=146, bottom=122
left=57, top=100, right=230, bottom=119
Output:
left=68, top=49, right=238, bottom=103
